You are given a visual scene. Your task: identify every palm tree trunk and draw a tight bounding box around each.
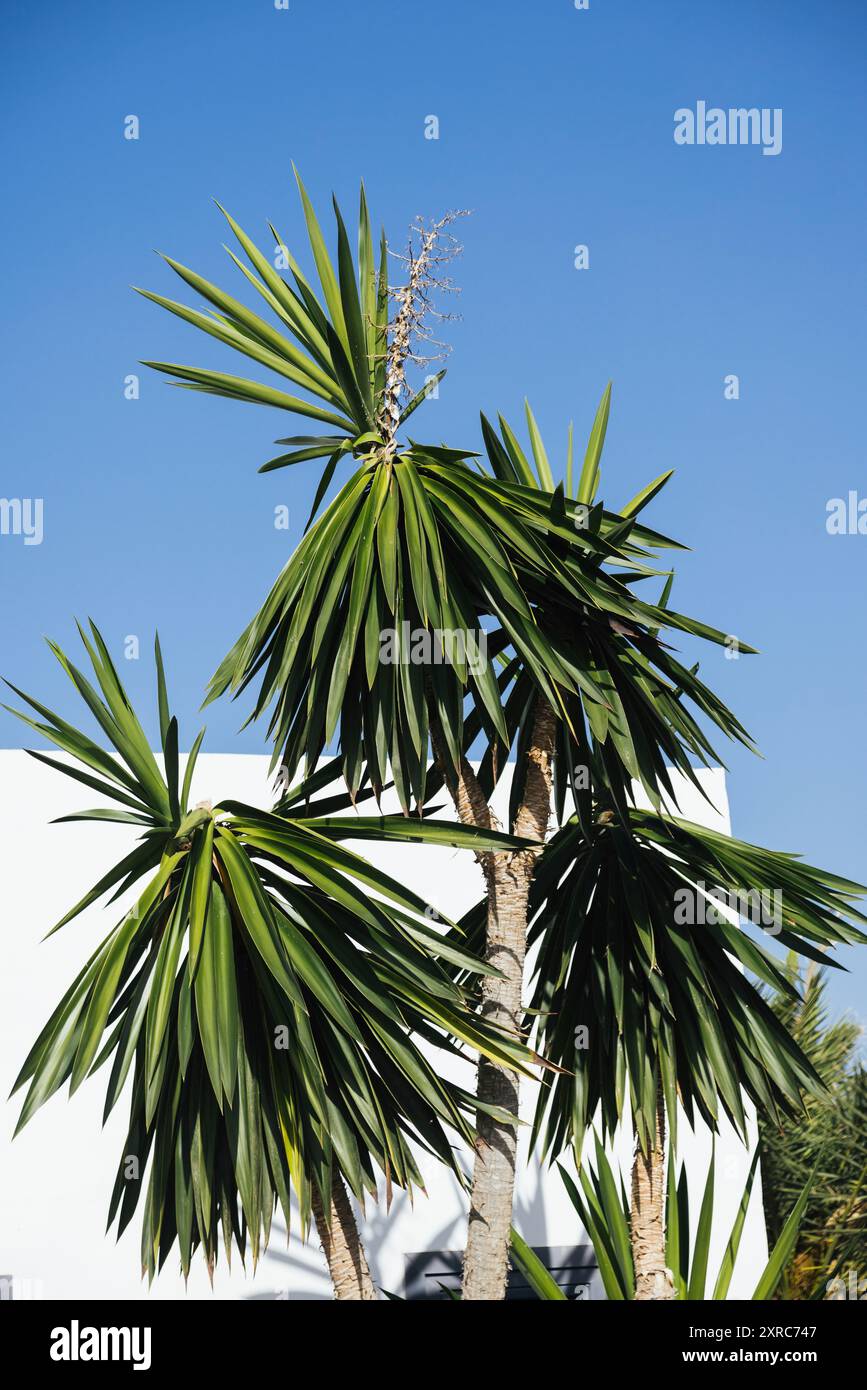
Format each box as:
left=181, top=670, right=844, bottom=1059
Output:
left=310, top=1173, right=377, bottom=1300
left=460, top=856, right=533, bottom=1299
left=631, top=1083, right=675, bottom=1300
left=429, top=695, right=556, bottom=1301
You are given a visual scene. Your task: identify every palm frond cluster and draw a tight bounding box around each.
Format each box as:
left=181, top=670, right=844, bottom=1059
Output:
left=758, top=958, right=867, bottom=1298
left=8, top=629, right=529, bottom=1279
left=139, top=176, right=755, bottom=818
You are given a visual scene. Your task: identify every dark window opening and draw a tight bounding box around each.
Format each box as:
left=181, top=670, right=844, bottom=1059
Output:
left=404, top=1245, right=604, bottom=1300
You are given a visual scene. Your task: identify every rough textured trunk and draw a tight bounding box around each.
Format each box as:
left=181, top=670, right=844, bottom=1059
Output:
left=460, top=857, right=533, bottom=1300
left=631, top=1083, right=676, bottom=1300
left=430, top=696, right=556, bottom=1301
left=310, top=1173, right=377, bottom=1300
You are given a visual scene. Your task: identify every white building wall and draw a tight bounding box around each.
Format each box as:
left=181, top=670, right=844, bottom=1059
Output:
left=0, top=751, right=767, bottom=1300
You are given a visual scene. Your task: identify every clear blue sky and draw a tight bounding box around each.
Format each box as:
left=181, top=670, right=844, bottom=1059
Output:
left=2, top=0, right=865, bottom=1017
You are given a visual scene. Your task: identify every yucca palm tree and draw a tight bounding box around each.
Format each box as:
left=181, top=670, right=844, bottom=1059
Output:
left=138, top=178, right=765, bottom=1296
left=759, top=957, right=867, bottom=1297
left=10, top=150, right=858, bottom=1306
left=7, top=625, right=535, bottom=1297
left=452, top=408, right=867, bottom=1298
left=520, top=809, right=866, bottom=1295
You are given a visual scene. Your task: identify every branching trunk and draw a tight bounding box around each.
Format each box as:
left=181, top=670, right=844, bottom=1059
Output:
left=310, top=1173, right=377, bottom=1300
left=631, top=1083, right=676, bottom=1300
left=429, top=696, right=556, bottom=1301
